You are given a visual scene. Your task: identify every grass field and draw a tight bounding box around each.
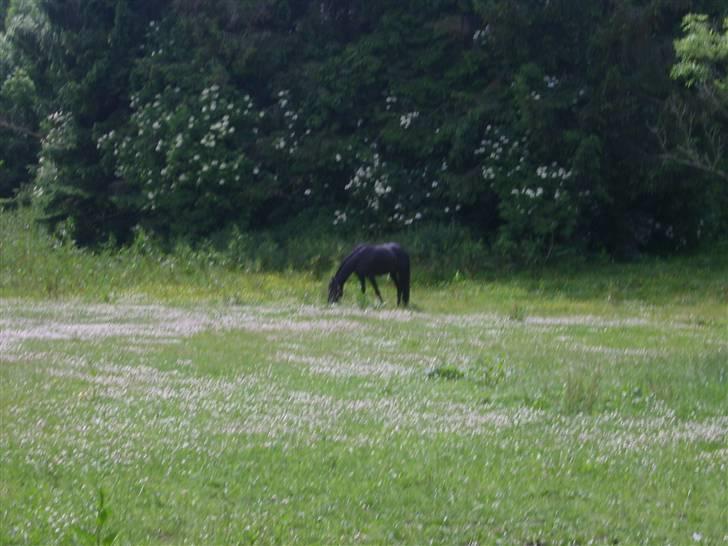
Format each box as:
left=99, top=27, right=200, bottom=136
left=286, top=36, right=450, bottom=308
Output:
left=1, top=210, right=727, bottom=545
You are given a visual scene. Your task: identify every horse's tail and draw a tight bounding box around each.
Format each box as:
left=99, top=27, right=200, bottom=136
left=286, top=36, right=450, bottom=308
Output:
left=400, top=252, right=410, bottom=305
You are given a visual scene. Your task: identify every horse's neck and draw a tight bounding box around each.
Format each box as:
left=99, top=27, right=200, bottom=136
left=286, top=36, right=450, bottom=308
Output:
left=335, top=250, right=363, bottom=284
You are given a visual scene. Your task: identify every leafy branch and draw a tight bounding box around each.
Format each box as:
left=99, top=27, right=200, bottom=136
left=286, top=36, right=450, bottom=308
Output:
left=657, top=13, right=728, bottom=182
left=654, top=95, right=728, bottom=182
left=0, top=114, right=43, bottom=140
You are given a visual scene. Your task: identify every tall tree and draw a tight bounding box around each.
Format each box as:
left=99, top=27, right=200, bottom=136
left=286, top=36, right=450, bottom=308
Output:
left=0, top=0, right=45, bottom=198
left=34, top=0, right=165, bottom=242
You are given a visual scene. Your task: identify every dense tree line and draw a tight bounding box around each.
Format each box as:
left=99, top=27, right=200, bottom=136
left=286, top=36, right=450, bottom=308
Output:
left=1, top=0, right=726, bottom=260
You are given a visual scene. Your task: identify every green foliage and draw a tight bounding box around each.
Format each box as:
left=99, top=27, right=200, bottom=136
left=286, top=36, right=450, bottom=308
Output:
left=471, top=355, right=508, bottom=387
left=73, top=488, right=118, bottom=546
left=0, top=1, right=45, bottom=198
left=672, top=14, right=728, bottom=93
left=659, top=13, right=728, bottom=243
left=97, top=83, right=265, bottom=239
left=5, top=204, right=728, bottom=304
left=2, top=0, right=727, bottom=259
left=29, top=0, right=166, bottom=242
left=0, top=67, right=40, bottom=195
left=396, top=222, right=490, bottom=280
left=427, top=364, right=465, bottom=381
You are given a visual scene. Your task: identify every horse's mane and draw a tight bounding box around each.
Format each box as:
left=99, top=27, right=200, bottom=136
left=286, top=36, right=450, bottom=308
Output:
left=332, top=244, right=368, bottom=282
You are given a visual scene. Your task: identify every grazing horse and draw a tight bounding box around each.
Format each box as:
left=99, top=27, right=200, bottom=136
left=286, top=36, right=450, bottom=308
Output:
left=328, top=243, right=410, bottom=306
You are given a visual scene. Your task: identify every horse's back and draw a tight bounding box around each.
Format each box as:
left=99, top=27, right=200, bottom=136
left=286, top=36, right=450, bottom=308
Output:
left=364, top=243, right=408, bottom=274
left=382, top=242, right=409, bottom=264
left=347, top=242, right=408, bottom=268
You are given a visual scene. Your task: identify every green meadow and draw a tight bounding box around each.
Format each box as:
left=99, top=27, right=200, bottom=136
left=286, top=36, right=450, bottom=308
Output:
left=1, top=209, right=727, bottom=545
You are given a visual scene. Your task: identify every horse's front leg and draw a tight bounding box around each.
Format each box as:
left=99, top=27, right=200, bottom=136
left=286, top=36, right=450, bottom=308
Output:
left=369, top=276, right=384, bottom=303
left=358, top=274, right=366, bottom=294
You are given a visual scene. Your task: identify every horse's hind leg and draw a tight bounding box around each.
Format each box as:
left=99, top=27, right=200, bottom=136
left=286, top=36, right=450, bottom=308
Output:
left=391, top=274, right=401, bottom=305
left=369, top=276, right=384, bottom=303
left=358, top=274, right=366, bottom=294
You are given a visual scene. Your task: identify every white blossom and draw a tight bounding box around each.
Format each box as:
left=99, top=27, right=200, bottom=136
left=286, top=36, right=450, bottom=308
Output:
left=399, top=111, right=420, bottom=129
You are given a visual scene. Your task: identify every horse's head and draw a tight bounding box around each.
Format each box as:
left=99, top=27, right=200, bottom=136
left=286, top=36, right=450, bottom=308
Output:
left=328, top=279, right=343, bottom=304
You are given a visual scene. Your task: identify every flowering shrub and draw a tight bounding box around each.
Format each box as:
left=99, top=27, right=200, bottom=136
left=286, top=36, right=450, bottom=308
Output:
left=495, top=162, right=580, bottom=261
left=472, top=124, right=582, bottom=261
left=33, top=110, right=77, bottom=218
left=330, top=90, right=461, bottom=231
left=337, top=149, right=458, bottom=230
left=97, top=83, right=267, bottom=238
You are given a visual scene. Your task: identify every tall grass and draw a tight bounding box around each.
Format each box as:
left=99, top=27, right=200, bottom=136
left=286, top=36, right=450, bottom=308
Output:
left=2, top=206, right=727, bottom=310
left=1, top=207, right=317, bottom=302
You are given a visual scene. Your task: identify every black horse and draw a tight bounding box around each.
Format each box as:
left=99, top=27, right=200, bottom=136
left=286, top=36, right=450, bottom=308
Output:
left=328, top=243, right=410, bottom=306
